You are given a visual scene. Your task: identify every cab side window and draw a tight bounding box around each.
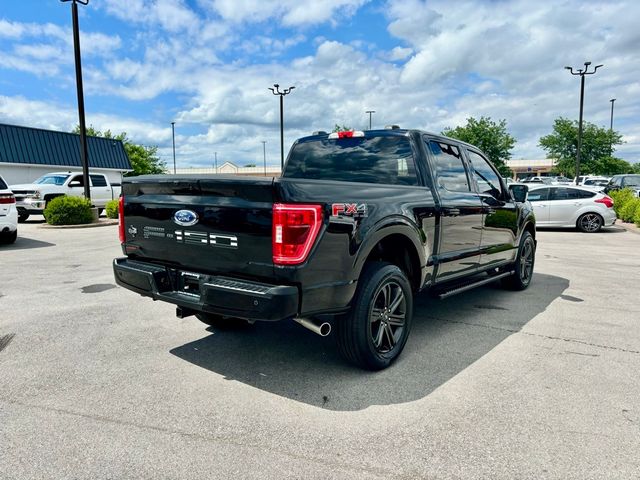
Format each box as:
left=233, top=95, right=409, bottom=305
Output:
left=467, top=150, right=502, bottom=200
left=426, top=140, right=471, bottom=192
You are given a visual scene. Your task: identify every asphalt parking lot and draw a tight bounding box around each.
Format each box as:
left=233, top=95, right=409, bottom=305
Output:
left=1, top=220, right=639, bottom=479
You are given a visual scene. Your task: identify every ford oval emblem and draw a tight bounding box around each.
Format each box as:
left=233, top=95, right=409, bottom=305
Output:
left=173, top=209, right=199, bottom=227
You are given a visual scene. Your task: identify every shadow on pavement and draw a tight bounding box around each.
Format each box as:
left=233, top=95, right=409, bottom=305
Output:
left=170, top=273, right=568, bottom=411
left=1, top=236, right=55, bottom=251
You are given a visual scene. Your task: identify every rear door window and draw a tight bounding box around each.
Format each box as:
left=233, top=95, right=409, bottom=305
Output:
left=0, top=177, right=7, bottom=190
left=90, top=175, right=108, bottom=187
left=425, top=140, right=471, bottom=192
left=284, top=135, right=419, bottom=186
left=551, top=187, right=590, bottom=200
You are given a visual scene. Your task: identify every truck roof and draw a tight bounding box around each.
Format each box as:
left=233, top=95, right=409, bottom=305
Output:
left=298, top=128, right=481, bottom=151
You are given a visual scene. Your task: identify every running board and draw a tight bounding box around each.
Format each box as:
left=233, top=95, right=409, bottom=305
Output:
left=437, top=271, right=513, bottom=299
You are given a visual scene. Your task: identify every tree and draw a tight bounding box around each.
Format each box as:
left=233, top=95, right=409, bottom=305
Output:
left=72, top=125, right=166, bottom=176
left=243, top=163, right=257, bottom=167
left=591, top=156, right=635, bottom=176
left=332, top=124, right=352, bottom=132
left=538, top=117, right=624, bottom=177
left=442, top=117, right=515, bottom=177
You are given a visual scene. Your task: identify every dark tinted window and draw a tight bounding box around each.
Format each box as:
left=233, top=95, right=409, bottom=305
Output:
left=527, top=188, right=550, bottom=201
left=70, top=175, right=85, bottom=187
left=467, top=150, right=502, bottom=199
left=90, top=175, right=107, bottom=187
left=426, top=140, right=470, bottom=192
left=551, top=187, right=594, bottom=200
left=0, top=177, right=7, bottom=190
left=284, top=136, right=419, bottom=186
left=622, top=175, right=640, bottom=187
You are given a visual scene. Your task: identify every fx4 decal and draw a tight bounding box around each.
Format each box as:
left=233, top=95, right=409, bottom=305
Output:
left=331, top=203, right=367, bottom=217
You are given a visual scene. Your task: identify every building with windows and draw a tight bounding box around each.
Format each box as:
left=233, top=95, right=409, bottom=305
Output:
left=505, top=158, right=557, bottom=179
left=0, top=123, right=132, bottom=185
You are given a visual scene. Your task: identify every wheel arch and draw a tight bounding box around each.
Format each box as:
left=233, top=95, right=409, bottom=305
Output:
left=354, top=220, right=425, bottom=292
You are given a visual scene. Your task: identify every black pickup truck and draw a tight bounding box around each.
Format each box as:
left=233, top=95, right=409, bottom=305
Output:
left=114, top=128, right=535, bottom=369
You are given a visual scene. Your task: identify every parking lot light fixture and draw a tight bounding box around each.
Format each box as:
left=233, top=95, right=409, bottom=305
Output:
left=269, top=84, right=295, bottom=170
left=61, top=0, right=91, bottom=200
left=366, top=110, right=375, bottom=130
left=565, top=61, right=603, bottom=184
left=171, top=122, right=176, bottom=174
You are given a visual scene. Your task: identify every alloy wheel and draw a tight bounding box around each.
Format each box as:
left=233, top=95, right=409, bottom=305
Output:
left=369, top=280, right=406, bottom=353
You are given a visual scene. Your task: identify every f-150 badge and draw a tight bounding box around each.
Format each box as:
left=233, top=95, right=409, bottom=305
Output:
left=331, top=203, right=367, bottom=217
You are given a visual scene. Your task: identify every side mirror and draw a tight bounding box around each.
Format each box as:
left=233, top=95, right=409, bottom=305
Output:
left=68, top=181, right=82, bottom=188
left=509, top=184, right=528, bottom=203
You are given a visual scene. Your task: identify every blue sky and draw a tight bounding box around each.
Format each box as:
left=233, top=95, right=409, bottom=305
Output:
left=1, top=0, right=639, bottom=169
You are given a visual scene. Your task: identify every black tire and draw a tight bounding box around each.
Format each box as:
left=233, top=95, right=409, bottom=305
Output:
left=577, top=212, right=603, bottom=233
left=502, top=231, right=535, bottom=291
left=195, top=313, right=252, bottom=330
left=337, top=262, right=413, bottom=370
left=18, top=213, right=29, bottom=223
left=0, top=230, right=17, bottom=244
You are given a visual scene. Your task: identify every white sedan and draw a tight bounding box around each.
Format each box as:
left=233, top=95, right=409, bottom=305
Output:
left=0, top=174, right=18, bottom=244
left=528, top=185, right=616, bottom=233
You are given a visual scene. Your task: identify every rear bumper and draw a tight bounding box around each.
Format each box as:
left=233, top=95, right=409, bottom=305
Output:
left=113, top=257, right=299, bottom=321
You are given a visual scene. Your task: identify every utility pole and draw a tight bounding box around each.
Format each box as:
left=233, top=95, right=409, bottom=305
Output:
left=61, top=0, right=91, bottom=200
left=262, top=141, right=267, bottom=177
left=171, top=122, right=176, bottom=174
left=366, top=110, right=375, bottom=130
left=214, top=152, right=218, bottom=173
left=609, top=98, right=616, bottom=157
left=269, top=84, right=295, bottom=170
left=565, top=62, right=603, bottom=184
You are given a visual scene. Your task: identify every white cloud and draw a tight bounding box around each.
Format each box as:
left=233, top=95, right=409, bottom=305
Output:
left=200, top=0, right=369, bottom=26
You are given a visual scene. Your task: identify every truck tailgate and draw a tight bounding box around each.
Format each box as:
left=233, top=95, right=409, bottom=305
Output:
left=121, top=175, right=275, bottom=280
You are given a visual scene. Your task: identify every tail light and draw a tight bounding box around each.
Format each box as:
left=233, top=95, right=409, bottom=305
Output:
left=118, top=195, right=125, bottom=243
left=273, top=203, right=323, bottom=265
left=0, top=193, right=15, bottom=204
left=595, top=196, right=613, bottom=208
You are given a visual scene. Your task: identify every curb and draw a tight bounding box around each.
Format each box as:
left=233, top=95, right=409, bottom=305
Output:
left=39, top=219, right=119, bottom=229
left=615, top=220, right=640, bottom=235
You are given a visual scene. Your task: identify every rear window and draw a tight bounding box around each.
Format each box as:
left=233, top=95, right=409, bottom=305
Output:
left=0, top=177, right=7, bottom=190
left=90, top=175, right=108, bottom=187
left=284, top=136, right=419, bottom=186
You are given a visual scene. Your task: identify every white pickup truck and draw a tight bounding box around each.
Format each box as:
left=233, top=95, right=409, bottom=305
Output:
left=10, top=171, right=122, bottom=222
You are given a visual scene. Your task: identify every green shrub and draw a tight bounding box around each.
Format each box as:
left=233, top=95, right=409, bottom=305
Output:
left=105, top=199, right=119, bottom=219
left=609, top=188, right=635, bottom=218
left=620, top=197, right=640, bottom=223
left=44, top=196, right=94, bottom=225
left=635, top=206, right=640, bottom=228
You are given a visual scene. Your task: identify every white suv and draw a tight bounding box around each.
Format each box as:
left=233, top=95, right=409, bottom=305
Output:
left=0, top=174, right=18, bottom=244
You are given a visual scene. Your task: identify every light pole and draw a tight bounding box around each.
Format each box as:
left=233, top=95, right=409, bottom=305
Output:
left=366, top=110, right=375, bottom=130
left=261, top=141, right=267, bottom=177
left=171, top=122, right=176, bottom=174
left=609, top=98, right=616, bottom=157
left=269, top=84, right=295, bottom=170
left=214, top=152, right=217, bottom=173
left=61, top=0, right=91, bottom=200
left=565, top=61, right=603, bottom=184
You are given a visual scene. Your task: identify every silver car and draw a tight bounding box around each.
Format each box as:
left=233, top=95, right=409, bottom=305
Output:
left=528, top=185, right=616, bottom=233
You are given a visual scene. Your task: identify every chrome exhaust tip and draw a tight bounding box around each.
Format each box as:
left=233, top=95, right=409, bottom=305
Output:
left=293, top=317, right=331, bottom=337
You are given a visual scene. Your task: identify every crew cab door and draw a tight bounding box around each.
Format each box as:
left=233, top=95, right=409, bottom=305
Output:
left=424, top=137, right=483, bottom=281
left=465, top=149, right=518, bottom=268
left=90, top=174, right=113, bottom=206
